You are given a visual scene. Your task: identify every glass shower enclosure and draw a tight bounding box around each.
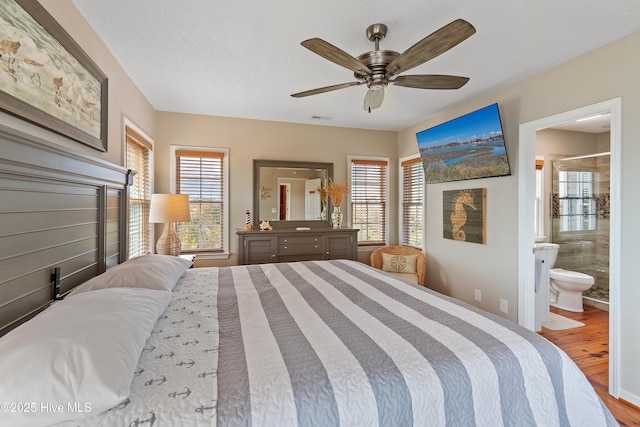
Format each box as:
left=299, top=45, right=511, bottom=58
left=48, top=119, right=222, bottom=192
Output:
left=551, top=153, right=610, bottom=307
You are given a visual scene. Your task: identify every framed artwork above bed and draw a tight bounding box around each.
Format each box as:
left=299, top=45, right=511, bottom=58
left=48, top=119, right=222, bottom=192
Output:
left=0, top=0, right=108, bottom=151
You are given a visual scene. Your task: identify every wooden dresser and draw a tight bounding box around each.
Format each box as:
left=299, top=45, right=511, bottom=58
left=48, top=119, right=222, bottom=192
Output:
left=236, top=228, right=358, bottom=265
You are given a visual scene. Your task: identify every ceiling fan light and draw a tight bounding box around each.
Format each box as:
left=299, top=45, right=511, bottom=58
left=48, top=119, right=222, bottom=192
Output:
left=295, top=20, right=475, bottom=112
left=363, top=87, right=385, bottom=112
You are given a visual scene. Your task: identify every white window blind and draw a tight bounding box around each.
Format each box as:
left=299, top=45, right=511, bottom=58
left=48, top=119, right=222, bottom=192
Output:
left=125, top=126, right=152, bottom=258
left=175, top=150, right=225, bottom=253
left=351, top=159, right=387, bottom=246
left=557, top=170, right=596, bottom=232
left=401, top=157, right=423, bottom=247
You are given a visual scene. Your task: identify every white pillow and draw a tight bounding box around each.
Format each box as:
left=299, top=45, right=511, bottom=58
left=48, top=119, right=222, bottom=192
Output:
left=381, top=252, right=418, bottom=274
left=0, top=287, right=172, bottom=427
left=68, top=254, right=191, bottom=296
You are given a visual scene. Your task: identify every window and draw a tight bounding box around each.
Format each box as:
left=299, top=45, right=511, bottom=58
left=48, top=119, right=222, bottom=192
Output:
left=125, top=123, right=153, bottom=258
left=556, top=170, right=596, bottom=231
left=401, top=156, right=424, bottom=248
left=172, top=147, right=229, bottom=256
left=349, top=157, right=388, bottom=246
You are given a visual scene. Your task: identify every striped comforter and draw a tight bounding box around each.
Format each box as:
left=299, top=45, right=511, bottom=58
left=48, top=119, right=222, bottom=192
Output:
left=216, top=260, right=616, bottom=427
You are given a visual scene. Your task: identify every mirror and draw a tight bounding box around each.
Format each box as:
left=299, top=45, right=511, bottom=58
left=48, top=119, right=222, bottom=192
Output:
left=254, top=160, right=333, bottom=228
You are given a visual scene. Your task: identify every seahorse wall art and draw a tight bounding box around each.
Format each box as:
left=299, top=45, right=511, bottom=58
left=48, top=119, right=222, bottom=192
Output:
left=443, top=188, right=486, bottom=244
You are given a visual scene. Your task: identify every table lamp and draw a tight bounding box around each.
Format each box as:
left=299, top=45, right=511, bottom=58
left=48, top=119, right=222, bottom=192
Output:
left=149, top=193, right=190, bottom=256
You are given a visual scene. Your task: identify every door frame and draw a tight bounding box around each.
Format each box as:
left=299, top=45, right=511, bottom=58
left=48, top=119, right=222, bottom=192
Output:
left=517, top=98, right=621, bottom=397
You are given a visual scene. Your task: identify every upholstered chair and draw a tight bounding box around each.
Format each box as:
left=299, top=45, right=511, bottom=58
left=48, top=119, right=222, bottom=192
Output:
left=370, top=245, right=426, bottom=286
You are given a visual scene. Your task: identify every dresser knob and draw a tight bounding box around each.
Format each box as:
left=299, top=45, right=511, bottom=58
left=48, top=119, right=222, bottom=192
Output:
left=283, top=246, right=288, bottom=250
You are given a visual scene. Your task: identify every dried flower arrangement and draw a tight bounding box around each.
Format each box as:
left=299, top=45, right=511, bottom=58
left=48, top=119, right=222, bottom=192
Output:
left=324, top=178, right=349, bottom=207
left=316, top=186, right=328, bottom=206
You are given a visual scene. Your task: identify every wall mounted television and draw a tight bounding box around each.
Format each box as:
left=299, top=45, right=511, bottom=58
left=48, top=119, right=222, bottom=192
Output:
left=416, top=103, right=511, bottom=184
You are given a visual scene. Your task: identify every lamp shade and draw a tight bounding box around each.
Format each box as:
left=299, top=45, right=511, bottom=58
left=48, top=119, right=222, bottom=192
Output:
left=149, top=194, right=190, bottom=223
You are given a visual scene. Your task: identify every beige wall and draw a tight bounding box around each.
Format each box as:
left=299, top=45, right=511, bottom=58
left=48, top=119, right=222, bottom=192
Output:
left=398, top=31, right=640, bottom=404
left=596, top=131, right=611, bottom=152
left=535, top=128, right=599, bottom=158
left=153, top=112, right=397, bottom=265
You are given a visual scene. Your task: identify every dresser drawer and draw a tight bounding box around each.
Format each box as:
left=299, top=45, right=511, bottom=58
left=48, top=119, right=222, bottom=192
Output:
left=277, top=235, right=321, bottom=255
left=237, top=228, right=358, bottom=265
left=278, top=235, right=322, bottom=246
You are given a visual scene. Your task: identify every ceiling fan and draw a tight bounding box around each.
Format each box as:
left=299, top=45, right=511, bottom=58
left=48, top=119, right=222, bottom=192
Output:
left=291, top=19, right=476, bottom=113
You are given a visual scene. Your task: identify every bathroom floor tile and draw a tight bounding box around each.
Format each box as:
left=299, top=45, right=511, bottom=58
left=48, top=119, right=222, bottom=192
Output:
left=583, top=285, right=609, bottom=302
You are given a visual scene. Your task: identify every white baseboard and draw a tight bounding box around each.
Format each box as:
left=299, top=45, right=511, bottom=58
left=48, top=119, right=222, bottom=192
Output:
left=618, top=389, right=640, bottom=409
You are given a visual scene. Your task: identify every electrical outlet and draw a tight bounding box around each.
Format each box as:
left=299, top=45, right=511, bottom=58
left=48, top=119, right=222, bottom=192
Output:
left=500, top=299, right=508, bottom=314
left=474, top=289, right=481, bottom=302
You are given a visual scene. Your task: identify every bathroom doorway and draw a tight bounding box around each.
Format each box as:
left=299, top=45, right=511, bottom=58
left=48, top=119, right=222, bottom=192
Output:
left=517, top=98, right=621, bottom=398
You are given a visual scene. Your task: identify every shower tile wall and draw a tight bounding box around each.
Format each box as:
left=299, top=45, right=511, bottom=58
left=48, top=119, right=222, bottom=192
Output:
left=595, top=155, right=610, bottom=290
left=551, top=154, right=610, bottom=290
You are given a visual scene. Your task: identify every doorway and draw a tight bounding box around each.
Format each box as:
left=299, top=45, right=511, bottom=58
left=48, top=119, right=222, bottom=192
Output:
left=278, top=183, right=290, bottom=221
left=517, top=98, right=621, bottom=398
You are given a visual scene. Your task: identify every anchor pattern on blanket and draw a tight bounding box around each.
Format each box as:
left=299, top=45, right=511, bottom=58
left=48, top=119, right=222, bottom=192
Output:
left=87, top=268, right=219, bottom=426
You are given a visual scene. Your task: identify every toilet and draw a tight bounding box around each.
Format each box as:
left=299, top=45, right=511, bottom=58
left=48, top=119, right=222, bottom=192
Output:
left=549, top=268, right=594, bottom=312
left=536, top=242, right=595, bottom=312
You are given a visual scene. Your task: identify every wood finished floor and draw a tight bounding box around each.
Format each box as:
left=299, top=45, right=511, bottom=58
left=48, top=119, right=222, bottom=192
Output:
left=539, top=305, right=640, bottom=426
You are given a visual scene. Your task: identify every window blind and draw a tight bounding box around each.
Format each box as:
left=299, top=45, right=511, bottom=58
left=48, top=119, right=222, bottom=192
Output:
left=557, top=170, right=596, bottom=231
left=125, top=126, right=152, bottom=258
left=175, top=150, right=225, bottom=253
left=401, top=157, right=423, bottom=247
left=351, top=159, right=387, bottom=246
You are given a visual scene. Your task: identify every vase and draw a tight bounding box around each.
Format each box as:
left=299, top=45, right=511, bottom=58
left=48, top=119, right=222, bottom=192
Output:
left=321, top=206, right=327, bottom=220
left=331, top=206, right=343, bottom=229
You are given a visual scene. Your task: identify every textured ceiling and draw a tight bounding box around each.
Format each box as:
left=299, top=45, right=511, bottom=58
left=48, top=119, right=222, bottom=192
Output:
left=71, top=0, right=640, bottom=131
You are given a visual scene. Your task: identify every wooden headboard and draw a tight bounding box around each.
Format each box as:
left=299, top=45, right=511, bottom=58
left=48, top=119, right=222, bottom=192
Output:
left=0, top=124, right=132, bottom=336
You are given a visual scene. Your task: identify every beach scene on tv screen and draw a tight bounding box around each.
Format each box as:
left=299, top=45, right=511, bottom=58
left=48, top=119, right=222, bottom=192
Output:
left=416, top=103, right=511, bottom=184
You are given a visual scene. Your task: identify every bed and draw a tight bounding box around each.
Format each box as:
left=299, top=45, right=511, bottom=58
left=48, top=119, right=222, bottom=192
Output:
left=0, top=255, right=617, bottom=426
left=0, top=126, right=617, bottom=426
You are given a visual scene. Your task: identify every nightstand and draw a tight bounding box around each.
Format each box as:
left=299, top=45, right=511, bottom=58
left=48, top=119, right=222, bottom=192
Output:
left=179, top=254, right=196, bottom=267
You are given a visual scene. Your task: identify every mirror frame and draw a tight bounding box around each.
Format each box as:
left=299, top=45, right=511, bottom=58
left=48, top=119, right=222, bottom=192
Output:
left=253, top=159, right=334, bottom=229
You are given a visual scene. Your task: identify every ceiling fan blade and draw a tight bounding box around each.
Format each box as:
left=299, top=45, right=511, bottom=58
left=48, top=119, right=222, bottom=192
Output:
left=392, top=74, right=470, bottom=89
left=363, top=87, right=385, bottom=113
left=291, top=81, right=364, bottom=98
left=301, top=38, right=373, bottom=75
left=386, top=19, right=476, bottom=78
